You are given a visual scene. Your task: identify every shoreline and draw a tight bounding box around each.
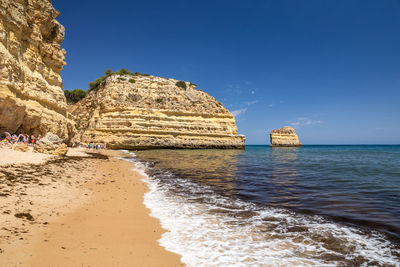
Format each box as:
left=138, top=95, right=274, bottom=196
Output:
left=128, top=148, right=400, bottom=266
left=0, top=148, right=183, bottom=266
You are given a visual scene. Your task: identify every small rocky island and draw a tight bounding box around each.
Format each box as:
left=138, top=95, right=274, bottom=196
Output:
left=269, top=126, right=302, bottom=147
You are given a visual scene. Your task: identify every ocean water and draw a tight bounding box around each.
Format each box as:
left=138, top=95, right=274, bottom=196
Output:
left=124, top=145, right=400, bottom=266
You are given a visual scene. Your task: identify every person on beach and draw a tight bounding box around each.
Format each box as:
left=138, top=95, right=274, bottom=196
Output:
left=88, top=143, right=91, bottom=150
left=4, top=132, right=11, bottom=144
left=31, top=135, right=36, bottom=146
left=17, top=134, right=24, bottom=143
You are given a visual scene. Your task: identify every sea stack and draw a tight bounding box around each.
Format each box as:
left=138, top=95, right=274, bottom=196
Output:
left=0, top=0, right=76, bottom=142
left=71, top=74, right=245, bottom=149
left=270, top=126, right=302, bottom=147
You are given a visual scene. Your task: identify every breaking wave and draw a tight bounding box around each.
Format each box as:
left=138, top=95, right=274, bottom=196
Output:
left=121, top=154, right=400, bottom=267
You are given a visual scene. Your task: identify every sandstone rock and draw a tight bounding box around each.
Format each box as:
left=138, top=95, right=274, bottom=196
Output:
left=71, top=75, right=245, bottom=149
left=270, top=126, right=302, bottom=147
left=0, top=0, right=76, bottom=143
left=12, top=143, right=29, bottom=152
left=34, top=133, right=68, bottom=155
left=52, top=144, right=68, bottom=156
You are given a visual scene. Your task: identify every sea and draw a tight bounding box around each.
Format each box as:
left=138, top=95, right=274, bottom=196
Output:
left=123, top=145, right=400, bottom=266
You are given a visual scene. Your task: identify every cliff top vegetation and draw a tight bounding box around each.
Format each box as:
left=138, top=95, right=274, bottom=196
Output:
left=88, top=68, right=196, bottom=92
left=64, top=89, right=86, bottom=104
left=88, top=68, right=135, bottom=91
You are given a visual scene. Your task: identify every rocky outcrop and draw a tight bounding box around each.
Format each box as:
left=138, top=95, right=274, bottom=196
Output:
left=33, top=132, right=68, bottom=155
left=52, top=143, right=68, bottom=155
left=12, top=143, right=29, bottom=152
left=71, top=75, right=245, bottom=149
left=270, top=126, right=302, bottom=147
left=0, top=0, right=76, bottom=143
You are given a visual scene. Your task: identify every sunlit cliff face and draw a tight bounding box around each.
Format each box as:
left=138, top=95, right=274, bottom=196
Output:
left=71, top=75, right=245, bottom=149
left=0, top=0, right=76, bottom=142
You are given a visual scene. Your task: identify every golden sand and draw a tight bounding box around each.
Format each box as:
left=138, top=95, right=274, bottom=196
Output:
left=0, top=148, right=182, bottom=266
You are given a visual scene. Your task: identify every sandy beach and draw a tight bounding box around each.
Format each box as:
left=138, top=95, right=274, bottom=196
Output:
left=0, top=147, right=182, bottom=266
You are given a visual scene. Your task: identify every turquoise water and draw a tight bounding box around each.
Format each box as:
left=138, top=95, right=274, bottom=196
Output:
left=130, top=145, right=400, bottom=266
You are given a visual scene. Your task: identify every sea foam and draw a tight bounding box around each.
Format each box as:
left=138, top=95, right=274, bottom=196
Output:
left=121, top=153, right=400, bottom=267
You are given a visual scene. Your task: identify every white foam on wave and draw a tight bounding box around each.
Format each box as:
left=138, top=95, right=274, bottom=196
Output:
left=119, top=150, right=136, bottom=157
left=120, top=152, right=400, bottom=267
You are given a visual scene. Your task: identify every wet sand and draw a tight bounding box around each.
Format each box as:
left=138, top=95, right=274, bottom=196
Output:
left=0, top=148, right=182, bottom=266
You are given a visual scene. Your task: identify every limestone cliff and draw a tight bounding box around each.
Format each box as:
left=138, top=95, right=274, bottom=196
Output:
left=270, top=126, right=302, bottom=147
left=71, top=75, right=245, bottom=149
left=0, top=0, right=76, bottom=142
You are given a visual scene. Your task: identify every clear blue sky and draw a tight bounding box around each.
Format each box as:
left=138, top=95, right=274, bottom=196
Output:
left=54, top=0, right=400, bottom=145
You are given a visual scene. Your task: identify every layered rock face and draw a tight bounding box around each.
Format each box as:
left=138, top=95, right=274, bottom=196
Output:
left=71, top=75, right=245, bottom=149
left=0, top=0, right=76, bottom=142
left=270, top=126, right=302, bottom=147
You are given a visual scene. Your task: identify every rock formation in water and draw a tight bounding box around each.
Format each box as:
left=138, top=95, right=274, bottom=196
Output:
left=71, top=74, right=245, bottom=149
left=0, top=0, right=76, bottom=142
left=270, top=126, right=302, bottom=147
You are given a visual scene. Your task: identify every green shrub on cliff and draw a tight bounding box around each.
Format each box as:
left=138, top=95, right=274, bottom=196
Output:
left=88, top=69, right=109, bottom=92
left=64, top=89, right=86, bottom=104
left=115, top=68, right=134, bottom=76
left=88, top=77, right=106, bottom=91
left=129, top=78, right=136, bottom=83
left=176, top=81, right=187, bottom=90
left=134, top=72, right=150, bottom=76
left=88, top=68, right=136, bottom=91
left=105, top=68, right=113, bottom=76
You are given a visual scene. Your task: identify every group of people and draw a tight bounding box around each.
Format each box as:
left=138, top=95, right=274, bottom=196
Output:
left=1, top=132, right=41, bottom=146
left=86, top=143, right=106, bottom=150
left=2, top=131, right=109, bottom=151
